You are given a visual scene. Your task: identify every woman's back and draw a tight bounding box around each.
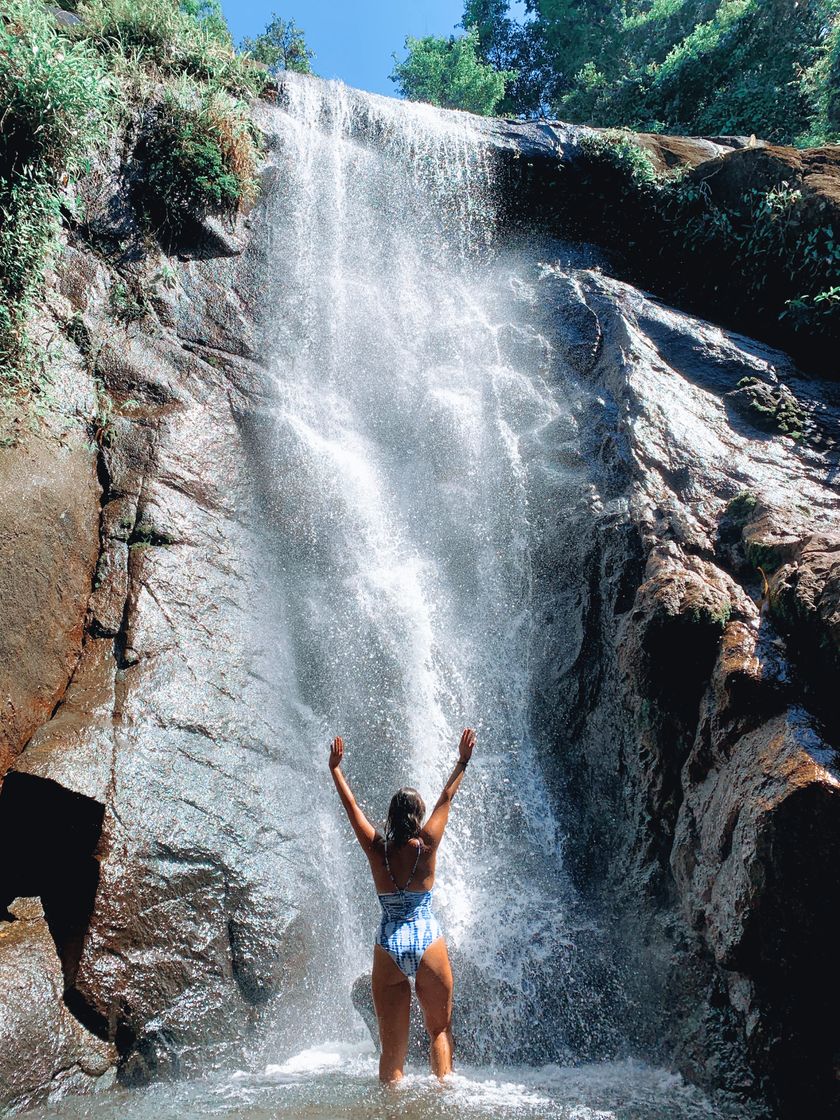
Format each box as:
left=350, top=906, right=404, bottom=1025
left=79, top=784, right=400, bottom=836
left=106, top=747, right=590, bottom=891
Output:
left=369, top=834, right=438, bottom=895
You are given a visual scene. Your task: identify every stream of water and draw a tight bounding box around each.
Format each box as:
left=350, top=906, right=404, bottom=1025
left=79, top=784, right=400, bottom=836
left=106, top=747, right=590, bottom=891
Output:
left=22, top=76, right=721, bottom=1120
left=251, top=74, right=625, bottom=1065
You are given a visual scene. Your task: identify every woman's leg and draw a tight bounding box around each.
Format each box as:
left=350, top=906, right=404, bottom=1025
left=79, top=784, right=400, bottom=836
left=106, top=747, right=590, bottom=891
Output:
left=371, top=944, right=411, bottom=1083
left=415, top=937, right=454, bottom=1078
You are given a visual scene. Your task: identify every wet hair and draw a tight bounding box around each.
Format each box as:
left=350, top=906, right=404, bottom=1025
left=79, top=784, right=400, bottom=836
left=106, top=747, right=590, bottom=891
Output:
left=385, top=787, right=425, bottom=847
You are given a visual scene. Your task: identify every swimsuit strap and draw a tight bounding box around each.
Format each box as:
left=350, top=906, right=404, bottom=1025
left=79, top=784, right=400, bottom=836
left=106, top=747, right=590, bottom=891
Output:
left=384, top=838, right=422, bottom=892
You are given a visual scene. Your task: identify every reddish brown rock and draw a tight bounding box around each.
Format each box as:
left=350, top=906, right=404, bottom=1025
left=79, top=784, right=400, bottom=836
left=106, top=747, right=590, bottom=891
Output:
left=769, top=534, right=840, bottom=700
left=634, top=132, right=737, bottom=172
left=690, top=142, right=840, bottom=227
left=0, top=433, right=100, bottom=776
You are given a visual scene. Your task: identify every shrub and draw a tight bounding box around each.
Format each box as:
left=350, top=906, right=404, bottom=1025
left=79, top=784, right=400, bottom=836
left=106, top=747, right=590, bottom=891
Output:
left=569, top=131, right=840, bottom=363
left=72, top=0, right=266, bottom=97
left=140, top=80, right=259, bottom=232
left=0, top=0, right=112, bottom=178
left=797, top=11, right=840, bottom=145
left=664, top=180, right=840, bottom=337
left=0, top=0, right=112, bottom=386
left=577, top=130, right=660, bottom=190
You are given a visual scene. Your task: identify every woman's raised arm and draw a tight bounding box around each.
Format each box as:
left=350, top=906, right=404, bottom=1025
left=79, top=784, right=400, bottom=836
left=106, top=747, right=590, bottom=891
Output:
left=422, top=728, right=475, bottom=847
left=329, top=736, right=377, bottom=853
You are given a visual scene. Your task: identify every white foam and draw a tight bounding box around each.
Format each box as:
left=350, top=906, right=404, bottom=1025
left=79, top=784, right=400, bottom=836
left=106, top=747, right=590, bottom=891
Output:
left=265, top=1039, right=375, bottom=1078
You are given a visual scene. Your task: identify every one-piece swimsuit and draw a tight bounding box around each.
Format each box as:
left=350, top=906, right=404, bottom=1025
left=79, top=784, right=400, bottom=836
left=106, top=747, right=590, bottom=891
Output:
left=376, top=839, right=443, bottom=979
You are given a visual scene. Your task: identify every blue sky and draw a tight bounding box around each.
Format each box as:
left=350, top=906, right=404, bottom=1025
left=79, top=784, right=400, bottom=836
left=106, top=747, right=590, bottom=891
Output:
left=222, top=1, right=472, bottom=97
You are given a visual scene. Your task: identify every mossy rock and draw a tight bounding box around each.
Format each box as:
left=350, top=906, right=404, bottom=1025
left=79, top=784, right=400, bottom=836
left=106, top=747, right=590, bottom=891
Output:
left=724, top=491, right=759, bottom=527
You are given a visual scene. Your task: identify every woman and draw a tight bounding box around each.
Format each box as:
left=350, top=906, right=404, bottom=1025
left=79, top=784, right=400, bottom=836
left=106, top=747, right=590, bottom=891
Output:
left=328, top=727, right=476, bottom=1083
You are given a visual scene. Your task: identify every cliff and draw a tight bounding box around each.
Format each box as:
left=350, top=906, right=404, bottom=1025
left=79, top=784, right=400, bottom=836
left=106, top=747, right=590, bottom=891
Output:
left=0, top=76, right=838, bottom=1118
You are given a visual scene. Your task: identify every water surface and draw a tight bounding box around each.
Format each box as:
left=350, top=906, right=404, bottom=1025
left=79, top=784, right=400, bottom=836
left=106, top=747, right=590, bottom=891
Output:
left=24, top=1043, right=719, bottom=1120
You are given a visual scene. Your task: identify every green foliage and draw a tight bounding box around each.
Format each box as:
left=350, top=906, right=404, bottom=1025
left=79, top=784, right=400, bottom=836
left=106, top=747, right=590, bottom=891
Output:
left=736, top=376, right=811, bottom=440
left=554, top=0, right=833, bottom=140
left=390, top=27, right=516, bottom=115
left=462, top=0, right=544, bottom=113
left=641, top=0, right=821, bottom=140
left=140, top=80, right=259, bottom=232
left=453, top=0, right=840, bottom=144
left=1, top=0, right=268, bottom=396
left=571, top=131, right=840, bottom=358
left=0, top=0, right=113, bottom=177
left=526, top=0, right=624, bottom=99
left=0, top=0, right=113, bottom=386
left=577, top=130, right=659, bottom=187
left=108, top=279, right=149, bottom=322
left=179, top=0, right=232, bottom=46
left=66, top=2, right=264, bottom=238
left=687, top=599, right=732, bottom=629
left=667, top=179, right=840, bottom=332
left=240, top=12, right=314, bottom=74
left=128, top=518, right=179, bottom=547
left=798, top=8, right=840, bottom=144
left=73, top=0, right=266, bottom=96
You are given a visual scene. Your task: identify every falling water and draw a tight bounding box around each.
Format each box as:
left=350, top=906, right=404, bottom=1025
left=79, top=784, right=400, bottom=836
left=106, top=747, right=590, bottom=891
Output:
left=253, top=74, right=617, bottom=1064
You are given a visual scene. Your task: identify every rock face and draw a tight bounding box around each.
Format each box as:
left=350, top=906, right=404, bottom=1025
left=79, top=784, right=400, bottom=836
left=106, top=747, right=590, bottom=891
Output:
left=495, top=123, right=840, bottom=375
left=1, top=80, right=839, bottom=1120
left=0, top=102, right=315, bottom=1087
left=0, top=898, right=115, bottom=1113
left=526, top=268, right=840, bottom=1117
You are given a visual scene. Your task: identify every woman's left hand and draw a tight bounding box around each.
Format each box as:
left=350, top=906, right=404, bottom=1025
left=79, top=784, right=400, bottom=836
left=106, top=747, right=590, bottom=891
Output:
left=329, top=736, right=344, bottom=771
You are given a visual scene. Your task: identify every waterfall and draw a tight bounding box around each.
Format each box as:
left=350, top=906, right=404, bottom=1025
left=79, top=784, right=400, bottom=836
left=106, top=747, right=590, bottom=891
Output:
left=256, top=74, right=616, bottom=1065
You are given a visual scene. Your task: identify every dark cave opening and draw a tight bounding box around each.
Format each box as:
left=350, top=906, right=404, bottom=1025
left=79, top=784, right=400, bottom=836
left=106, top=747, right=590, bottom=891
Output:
left=0, top=772, right=104, bottom=1001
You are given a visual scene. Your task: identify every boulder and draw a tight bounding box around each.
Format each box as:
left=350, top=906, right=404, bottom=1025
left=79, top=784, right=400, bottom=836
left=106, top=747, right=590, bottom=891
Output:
left=0, top=897, right=116, bottom=1114
left=690, top=143, right=840, bottom=228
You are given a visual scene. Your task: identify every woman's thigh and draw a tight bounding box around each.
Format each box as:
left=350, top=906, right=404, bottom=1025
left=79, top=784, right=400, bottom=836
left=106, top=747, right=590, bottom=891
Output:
left=372, top=945, right=411, bottom=1053
left=415, top=937, right=453, bottom=1035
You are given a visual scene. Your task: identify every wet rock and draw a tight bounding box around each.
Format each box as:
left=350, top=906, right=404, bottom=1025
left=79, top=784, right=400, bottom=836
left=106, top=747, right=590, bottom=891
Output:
left=673, top=708, right=840, bottom=1117
left=0, top=103, right=313, bottom=1094
left=0, top=897, right=116, bottom=1114
left=634, top=132, right=737, bottom=172
left=0, top=433, right=101, bottom=775
left=769, top=535, right=840, bottom=717
left=690, top=142, right=840, bottom=228
left=530, top=265, right=840, bottom=1115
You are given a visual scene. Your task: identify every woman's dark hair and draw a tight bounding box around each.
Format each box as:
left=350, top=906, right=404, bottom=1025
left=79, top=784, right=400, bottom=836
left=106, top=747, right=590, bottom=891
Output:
left=385, top=787, right=425, bottom=847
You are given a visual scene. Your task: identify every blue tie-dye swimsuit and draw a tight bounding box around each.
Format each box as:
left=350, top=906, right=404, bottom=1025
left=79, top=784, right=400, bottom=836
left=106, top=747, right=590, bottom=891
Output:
left=376, top=840, right=443, bottom=978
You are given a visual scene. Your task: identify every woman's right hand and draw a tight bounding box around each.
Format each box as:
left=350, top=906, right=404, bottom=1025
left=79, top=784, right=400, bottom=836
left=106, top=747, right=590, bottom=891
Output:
left=329, top=736, right=344, bottom=771
left=458, top=727, right=476, bottom=764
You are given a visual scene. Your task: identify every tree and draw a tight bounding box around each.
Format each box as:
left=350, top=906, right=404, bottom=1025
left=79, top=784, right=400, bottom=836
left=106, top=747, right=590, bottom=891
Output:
left=180, top=0, right=231, bottom=45
left=463, top=0, right=517, bottom=70
left=240, top=13, right=313, bottom=75
left=462, top=0, right=548, bottom=114
left=524, top=0, right=624, bottom=100
left=390, top=27, right=516, bottom=115
left=450, top=0, right=840, bottom=142
left=587, top=0, right=836, bottom=141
